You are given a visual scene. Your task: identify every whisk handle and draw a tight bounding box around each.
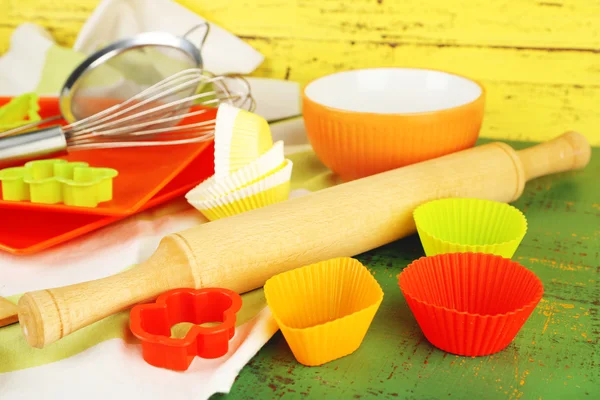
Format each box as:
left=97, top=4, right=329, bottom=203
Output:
left=0, top=126, right=68, bottom=168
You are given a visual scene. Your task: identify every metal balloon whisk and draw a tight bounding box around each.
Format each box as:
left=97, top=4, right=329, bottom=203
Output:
left=0, top=68, right=254, bottom=167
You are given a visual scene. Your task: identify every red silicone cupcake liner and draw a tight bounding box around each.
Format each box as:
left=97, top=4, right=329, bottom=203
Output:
left=398, top=252, right=543, bottom=356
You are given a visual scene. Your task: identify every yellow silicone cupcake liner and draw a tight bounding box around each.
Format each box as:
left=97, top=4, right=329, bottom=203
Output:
left=188, top=159, right=292, bottom=221
left=413, top=198, right=528, bottom=258
left=186, top=140, right=284, bottom=202
left=264, top=257, right=384, bottom=366
left=213, top=103, right=274, bottom=179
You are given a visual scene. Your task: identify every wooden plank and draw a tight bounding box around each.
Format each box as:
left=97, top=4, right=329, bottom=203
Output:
left=241, top=37, right=598, bottom=86
left=0, top=0, right=598, bottom=146
left=1, top=0, right=599, bottom=51
left=183, top=0, right=600, bottom=50
left=481, top=81, right=600, bottom=145
left=242, top=37, right=600, bottom=145
left=1, top=1, right=598, bottom=87
left=0, top=0, right=94, bottom=52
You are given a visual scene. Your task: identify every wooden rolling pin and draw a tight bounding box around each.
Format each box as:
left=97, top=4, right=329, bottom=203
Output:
left=18, top=131, right=591, bottom=348
left=0, top=296, right=18, bottom=327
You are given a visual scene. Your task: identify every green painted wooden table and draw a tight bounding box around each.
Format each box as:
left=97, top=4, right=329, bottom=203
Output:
left=221, top=139, right=599, bottom=400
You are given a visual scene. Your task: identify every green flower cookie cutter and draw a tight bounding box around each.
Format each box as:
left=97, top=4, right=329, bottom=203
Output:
left=0, top=159, right=118, bottom=207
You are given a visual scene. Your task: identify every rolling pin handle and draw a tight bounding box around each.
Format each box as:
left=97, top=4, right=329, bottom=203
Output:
left=516, top=131, right=591, bottom=182
left=17, top=235, right=197, bottom=349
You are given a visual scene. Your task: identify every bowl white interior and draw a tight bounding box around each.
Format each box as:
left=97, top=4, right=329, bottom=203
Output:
left=304, top=68, right=482, bottom=114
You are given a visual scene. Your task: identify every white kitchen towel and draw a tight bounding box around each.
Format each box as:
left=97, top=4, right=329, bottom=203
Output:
left=0, top=308, right=279, bottom=400
left=0, top=22, right=301, bottom=121
left=0, top=23, right=81, bottom=96
left=0, top=1, right=310, bottom=394
left=74, top=0, right=264, bottom=75
left=0, top=191, right=314, bottom=400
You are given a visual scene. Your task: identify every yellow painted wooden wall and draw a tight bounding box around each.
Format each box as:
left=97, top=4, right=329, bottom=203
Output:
left=0, top=0, right=598, bottom=144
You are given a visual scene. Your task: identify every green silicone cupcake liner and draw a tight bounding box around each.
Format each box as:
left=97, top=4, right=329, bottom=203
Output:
left=0, top=159, right=118, bottom=207
left=413, top=198, right=528, bottom=258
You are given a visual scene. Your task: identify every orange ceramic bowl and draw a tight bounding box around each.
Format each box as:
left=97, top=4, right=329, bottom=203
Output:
left=302, top=68, right=485, bottom=181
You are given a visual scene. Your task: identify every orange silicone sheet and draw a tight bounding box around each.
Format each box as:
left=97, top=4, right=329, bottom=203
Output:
left=0, top=140, right=214, bottom=255
left=0, top=97, right=215, bottom=216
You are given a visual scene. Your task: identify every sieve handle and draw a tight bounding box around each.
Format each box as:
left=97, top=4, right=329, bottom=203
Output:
left=0, top=126, right=68, bottom=168
left=183, top=22, right=210, bottom=53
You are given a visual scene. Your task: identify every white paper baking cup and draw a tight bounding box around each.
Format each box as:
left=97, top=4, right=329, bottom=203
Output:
left=213, top=103, right=273, bottom=180
left=186, top=140, right=284, bottom=202
left=188, top=159, right=293, bottom=221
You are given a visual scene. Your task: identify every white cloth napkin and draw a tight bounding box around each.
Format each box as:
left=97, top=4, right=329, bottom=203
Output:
left=0, top=200, right=279, bottom=400
left=73, top=0, right=301, bottom=120
left=74, top=0, right=264, bottom=75
left=0, top=189, right=312, bottom=399
left=0, top=308, right=278, bottom=400
left=0, top=1, right=301, bottom=120
left=0, top=23, right=62, bottom=96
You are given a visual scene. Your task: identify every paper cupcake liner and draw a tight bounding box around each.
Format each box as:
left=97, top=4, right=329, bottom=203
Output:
left=188, top=159, right=292, bottom=221
left=214, top=103, right=273, bottom=179
left=185, top=141, right=284, bottom=202
left=413, top=198, right=528, bottom=258
left=398, top=252, right=543, bottom=356
left=264, top=257, right=384, bottom=366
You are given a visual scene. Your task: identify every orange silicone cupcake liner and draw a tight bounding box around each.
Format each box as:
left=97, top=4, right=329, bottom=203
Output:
left=264, top=257, right=384, bottom=366
left=398, top=252, right=543, bottom=357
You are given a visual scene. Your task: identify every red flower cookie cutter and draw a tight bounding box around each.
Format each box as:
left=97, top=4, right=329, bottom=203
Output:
left=129, top=287, right=243, bottom=371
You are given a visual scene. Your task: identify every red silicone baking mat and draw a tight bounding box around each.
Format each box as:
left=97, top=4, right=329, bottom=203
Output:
left=0, top=141, right=214, bottom=255
left=0, top=96, right=215, bottom=217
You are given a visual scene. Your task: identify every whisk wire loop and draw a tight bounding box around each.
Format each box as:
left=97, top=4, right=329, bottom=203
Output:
left=0, top=68, right=255, bottom=162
